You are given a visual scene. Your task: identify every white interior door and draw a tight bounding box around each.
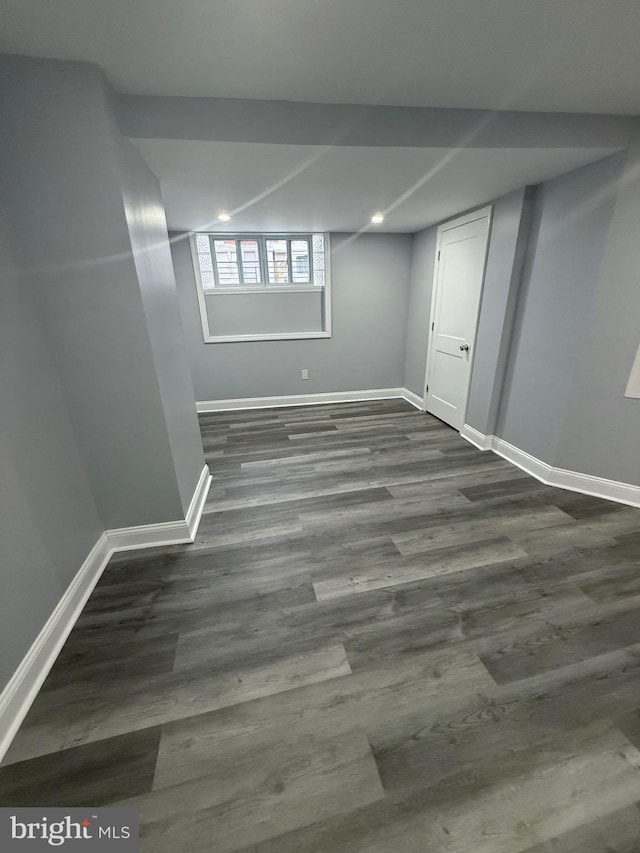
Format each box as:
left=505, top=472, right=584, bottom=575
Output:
left=425, top=208, right=491, bottom=430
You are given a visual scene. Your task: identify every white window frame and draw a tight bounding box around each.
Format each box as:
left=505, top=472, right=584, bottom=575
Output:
left=189, top=231, right=332, bottom=343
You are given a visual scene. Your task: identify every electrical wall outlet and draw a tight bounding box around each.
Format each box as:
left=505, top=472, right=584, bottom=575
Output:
left=301, top=369, right=309, bottom=380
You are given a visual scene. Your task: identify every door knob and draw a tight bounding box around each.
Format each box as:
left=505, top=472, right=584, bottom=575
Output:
left=459, top=344, right=470, bottom=352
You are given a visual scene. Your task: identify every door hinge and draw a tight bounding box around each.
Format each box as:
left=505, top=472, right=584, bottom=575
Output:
left=437, top=251, right=440, bottom=260
left=431, top=321, right=434, bottom=330
left=426, top=385, right=429, bottom=393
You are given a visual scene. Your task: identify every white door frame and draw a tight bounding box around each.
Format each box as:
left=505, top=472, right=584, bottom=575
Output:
left=422, top=205, right=493, bottom=421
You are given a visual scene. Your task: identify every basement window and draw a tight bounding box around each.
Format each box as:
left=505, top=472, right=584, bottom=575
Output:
left=194, top=233, right=326, bottom=290
left=190, top=232, right=331, bottom=343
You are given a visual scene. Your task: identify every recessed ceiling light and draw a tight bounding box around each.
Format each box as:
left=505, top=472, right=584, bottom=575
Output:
left=371, top=213, right=385, bottom=225
left=218, top=212, right=232, bottom=223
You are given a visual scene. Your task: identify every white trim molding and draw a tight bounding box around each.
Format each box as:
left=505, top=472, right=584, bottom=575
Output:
left=402, top=389, right=426, bottom=411
left=106, top=465, right=212, bottom=551
left=201, top=331, right=331, bottom=344
left=190, top=232, right=333, bottom=344
left=0, top=533, right=112, bottom=762
left=185, top=465, right=213, bottom=540
left=106, top=520, right=194, bottom=552
left=0, top=465, right=211, bottom=763
left=197, top=388, right=425, bottom=413
left=459, top=424, right=495, bottom=452
left=460, top=424, right=640, bottom=508
left=207, top=286, right=322, bottom=295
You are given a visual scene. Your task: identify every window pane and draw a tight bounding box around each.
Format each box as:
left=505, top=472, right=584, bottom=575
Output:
left=240, top=240, right=261, bottom=284
left=196, top=234, right=210, bottom=255
left=312, top=233, right=325, bottom=286
left=291, top=239, right=310, bottom=282
left=266, top=239, right=289, bottom=284
left=196, top=235, right=215, bottom=290
left=197, top=233, right=325, bottom=289
left=213, top=239, right=240, bottom=286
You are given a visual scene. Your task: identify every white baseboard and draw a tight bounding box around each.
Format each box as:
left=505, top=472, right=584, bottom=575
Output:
left=0, top=533, right=112, bottom=763
left=459, top=424, right=494, bottom=451
left=107, top=465, right=212, bottom=552
left=402, top=389, right=426, bottom=411
left=185, top=464, right=212, bottom=540
left=0, top=464, right=211, bottom=764
left=106, top=519, right=194, bottom=551
left=460, top=424, right=640, bottom=508
left=197, top=387, right=424, bottom=413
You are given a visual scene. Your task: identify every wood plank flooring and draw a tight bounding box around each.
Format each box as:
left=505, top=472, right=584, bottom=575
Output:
left=2, top=399, right=640, bottom=851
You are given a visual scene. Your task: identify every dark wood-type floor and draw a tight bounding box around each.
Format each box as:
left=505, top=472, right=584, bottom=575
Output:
left=3, top=400, right=640, bottom=851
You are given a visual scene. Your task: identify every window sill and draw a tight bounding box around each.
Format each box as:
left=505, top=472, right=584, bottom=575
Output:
left=204, top=286, right=323, bottom=295
left=203, top=331, right=331, bottom=344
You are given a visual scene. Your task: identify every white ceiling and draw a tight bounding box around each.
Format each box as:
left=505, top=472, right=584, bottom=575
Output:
left=132, top=140, right=618, bottom=233
left=2, top=0, right=640, bottom=114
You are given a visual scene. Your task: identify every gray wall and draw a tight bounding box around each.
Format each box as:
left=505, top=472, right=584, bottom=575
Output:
left=117, top=138, right=205, bottom=514
left=0, top=198, right=103, bottom=689
left=0, top=54, right=207, bottom=690
left=403, top=227, right=437, bottom=397
left=497, top=154, right=624, bottom=463
left=172, top=232, right=412, bottom=400
left=554, top=145, right=640, bottom=484
left=206, top=290, right=324, bottom=337
left=1, top=55, right=197, bottom=528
